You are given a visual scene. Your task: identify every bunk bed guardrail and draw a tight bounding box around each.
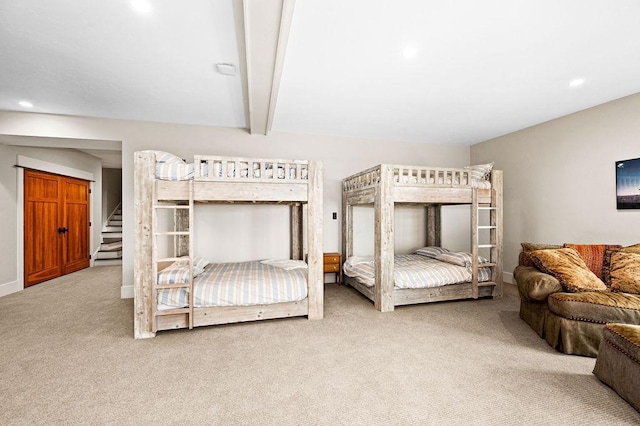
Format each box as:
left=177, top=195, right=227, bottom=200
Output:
left=193, top=155, right=309, bottom=183
left=343, top=164, right=483, bottom=192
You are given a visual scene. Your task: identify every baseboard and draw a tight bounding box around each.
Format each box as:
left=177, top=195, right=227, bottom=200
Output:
left=0, top=280, right=22, bottom=298
left=121, top=284, right=134, bottom=299
left=503, top=271, right=514, bottom=284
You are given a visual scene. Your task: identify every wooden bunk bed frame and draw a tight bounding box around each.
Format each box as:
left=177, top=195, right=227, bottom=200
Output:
left=341, top=164, right=503, bottom=312
left=134, top=151, right=323, bottom=339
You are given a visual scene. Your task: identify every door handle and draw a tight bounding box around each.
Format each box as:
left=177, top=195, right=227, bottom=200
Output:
left=57, top=227, right=68, bottom=234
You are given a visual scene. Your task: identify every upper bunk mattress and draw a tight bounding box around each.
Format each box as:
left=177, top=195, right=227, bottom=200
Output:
left=158, top=260, right=308, bottom=308
left=343, top=254, right=491, bottom=289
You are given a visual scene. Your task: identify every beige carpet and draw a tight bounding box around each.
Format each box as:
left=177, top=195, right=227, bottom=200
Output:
left=0, top=266, right=638, bottom=425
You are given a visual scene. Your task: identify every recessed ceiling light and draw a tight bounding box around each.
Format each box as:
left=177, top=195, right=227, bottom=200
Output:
left=402, top=47, right=418, bottom=59
left=18, top=101, right=33, bottom=108
left=569, top=78, right=585, bottom=88
left=131, top=0, right=152, bottom=14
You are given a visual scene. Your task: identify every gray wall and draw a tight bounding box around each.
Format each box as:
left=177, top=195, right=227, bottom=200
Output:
left=0, top=111, right=471, bottom=297
left=471, top=92, right=640, bottom=280
left=0, top=143, right=102, bottom=293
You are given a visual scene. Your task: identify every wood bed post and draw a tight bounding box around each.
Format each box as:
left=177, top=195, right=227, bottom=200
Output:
left=134, top=151, right=156, bottom=339
left=375, top=165, right=394, bottom=312
left=290, top=203, right=303, bottom=260
left=307, top=161, right=323, bottom=319
left=492, top=170, right=504, bottom=298
left=426, top=204, right=441, bottom=247
left=342, top=183, right=353, bottom=265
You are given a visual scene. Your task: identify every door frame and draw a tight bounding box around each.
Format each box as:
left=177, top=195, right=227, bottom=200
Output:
left=16, top=155, right=94, bottom=290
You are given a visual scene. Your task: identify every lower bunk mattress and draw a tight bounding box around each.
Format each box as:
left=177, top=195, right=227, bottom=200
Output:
left=157, top=260, right=308, bottom=309
left=344, top=254, right=491, bottom=289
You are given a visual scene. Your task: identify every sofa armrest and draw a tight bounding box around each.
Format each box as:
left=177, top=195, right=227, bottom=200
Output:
left=514, top=265, right=562, bottom=302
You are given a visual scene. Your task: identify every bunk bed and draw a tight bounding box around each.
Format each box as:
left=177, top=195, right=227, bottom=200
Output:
left=134, top=151, right=323, bottom=339
left=341, top=164, right=503, bottom=312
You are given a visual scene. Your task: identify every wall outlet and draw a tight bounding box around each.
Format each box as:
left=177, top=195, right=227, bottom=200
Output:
left=332, top=212, right=337, bottom=220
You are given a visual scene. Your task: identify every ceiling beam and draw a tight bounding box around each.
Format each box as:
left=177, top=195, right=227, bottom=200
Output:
left=240, top=0, right=296, bottom=135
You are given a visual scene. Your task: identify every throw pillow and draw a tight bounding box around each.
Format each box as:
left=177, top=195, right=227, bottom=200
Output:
left=563, top=243, right=622, bottom=280
left=519, top=242, right=562, bottom=267
left=528, top=248, right=607, bottom=293
left=609, top=251, right=640, bottom=294
left=603, top=243, right=640, bottom=287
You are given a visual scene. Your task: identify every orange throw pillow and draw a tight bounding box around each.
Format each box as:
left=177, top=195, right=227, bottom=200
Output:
left=563, top=243, right=621, bottom=279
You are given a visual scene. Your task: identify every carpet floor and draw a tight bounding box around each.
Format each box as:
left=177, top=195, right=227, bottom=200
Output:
left=0, top=266, right=638, bottom=425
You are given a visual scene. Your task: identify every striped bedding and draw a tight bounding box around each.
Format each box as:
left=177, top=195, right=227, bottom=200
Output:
left=157, top=261, right=308, bottom=308
left=343, top=254, right=491, bottom=289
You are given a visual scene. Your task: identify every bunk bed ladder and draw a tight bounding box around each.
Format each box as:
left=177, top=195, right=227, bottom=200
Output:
left=152, top=179, right=195, bottom=331
left=471, top=188, right=498, bottom=299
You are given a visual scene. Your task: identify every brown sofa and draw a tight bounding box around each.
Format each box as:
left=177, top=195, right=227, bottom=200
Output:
left=514, top=243, right=640, bottom=357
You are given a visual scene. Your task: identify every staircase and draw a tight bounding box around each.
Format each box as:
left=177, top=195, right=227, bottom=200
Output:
left=95, top=206, right=123, bottom=266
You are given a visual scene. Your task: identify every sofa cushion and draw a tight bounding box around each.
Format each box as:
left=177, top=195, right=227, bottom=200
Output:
left=609, top=251, right=640, bottom=294
left=514, top=265, right=562, bottom=302
left=548, top=292, right=640, bottom=324
left=563, top=243, right=621, bottom=279
left=519, top=242, right=562, bottom=267
left=528, top=248, right=607, bottom=293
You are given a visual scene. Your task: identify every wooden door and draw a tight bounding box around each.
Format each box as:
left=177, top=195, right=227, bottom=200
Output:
left=62, top=177, right=90, bottom=274
left=24, top=170, right=90, bottom=287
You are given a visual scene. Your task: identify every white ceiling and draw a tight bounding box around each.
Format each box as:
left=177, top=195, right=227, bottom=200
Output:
left=2, top=0, right=640, bottom=166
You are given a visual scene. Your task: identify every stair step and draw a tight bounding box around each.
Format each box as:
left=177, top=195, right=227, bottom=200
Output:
left=97, top=249, right=122, bottom=259
left=100, top=241, right=122, bottom=251
left=112, top=214, right=122, bottom=220
left=102, top=232, right=122, bottom=241
left=103, top=226, right=122, bottom=232
left=108, top=220, right=122, bottom=226
left=94, top=258, right=122, bottom=266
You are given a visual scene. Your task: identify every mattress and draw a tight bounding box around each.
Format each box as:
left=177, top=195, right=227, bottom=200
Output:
left=157, top=260, right=308, bottom=308
left=343, top=254, right=492, bottom=289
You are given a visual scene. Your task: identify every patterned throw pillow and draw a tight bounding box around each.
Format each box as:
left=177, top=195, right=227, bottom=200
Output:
left=603, top=243, right=640, bottom=287
left=519, top=242, right=562, bottom=267
left=563, top=243, right=622, bottom=280
left=415, top=246, right=450, bottom=259
left=609, top=251, right=640, bottom=294
left=528, top=248, right=606, bottom=293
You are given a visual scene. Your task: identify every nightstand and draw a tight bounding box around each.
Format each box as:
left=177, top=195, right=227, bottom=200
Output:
left=323, top=252, right=342, bottom=284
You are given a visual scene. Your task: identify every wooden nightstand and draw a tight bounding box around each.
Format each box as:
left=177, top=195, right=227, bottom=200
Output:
left=323, top=252, right=342, bottom=284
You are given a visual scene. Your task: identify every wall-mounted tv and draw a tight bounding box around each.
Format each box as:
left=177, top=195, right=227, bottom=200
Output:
left=616, top=157, right=640, bottom=209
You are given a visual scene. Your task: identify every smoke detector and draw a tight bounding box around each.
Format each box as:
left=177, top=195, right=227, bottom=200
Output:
left=216, top=63, right=237, bottom=76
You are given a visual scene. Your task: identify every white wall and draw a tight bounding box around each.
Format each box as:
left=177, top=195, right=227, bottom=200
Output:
left=0, top=111, right=471, bottom=297
left=471, top=92, right=640, bottom=278
left=0, top=143, right=102, bottom=295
